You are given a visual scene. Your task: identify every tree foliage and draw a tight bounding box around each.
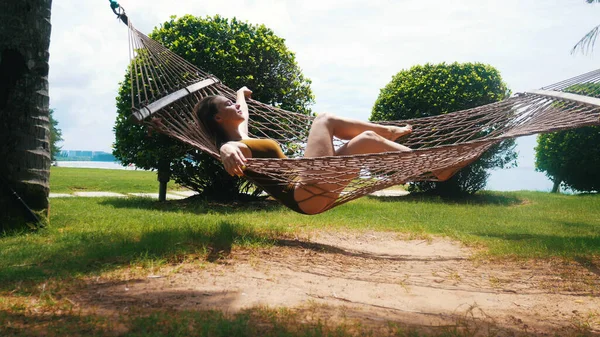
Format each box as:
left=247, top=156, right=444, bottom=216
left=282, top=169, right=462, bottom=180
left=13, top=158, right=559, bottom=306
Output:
left=49, top=109, right=63, bottom=161
left=113, top=15, right=313, bottom=199
left=371, top=62, right=517, bottom=196
left=535, top=83, right=600, bottom=193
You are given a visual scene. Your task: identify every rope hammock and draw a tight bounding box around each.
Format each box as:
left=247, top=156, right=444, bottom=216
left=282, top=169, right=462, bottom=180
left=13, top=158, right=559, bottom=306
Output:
left=111, top=3, right=600, bottom=214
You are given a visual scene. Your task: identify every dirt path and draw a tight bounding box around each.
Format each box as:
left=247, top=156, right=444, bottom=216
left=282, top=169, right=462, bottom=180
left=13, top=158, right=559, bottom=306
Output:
left=76, top=231, right=600, bottom=336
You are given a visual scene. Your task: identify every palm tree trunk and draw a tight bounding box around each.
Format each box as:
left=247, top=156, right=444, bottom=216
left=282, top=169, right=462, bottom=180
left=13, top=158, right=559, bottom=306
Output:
left=0, top=0, right=53, bottom=231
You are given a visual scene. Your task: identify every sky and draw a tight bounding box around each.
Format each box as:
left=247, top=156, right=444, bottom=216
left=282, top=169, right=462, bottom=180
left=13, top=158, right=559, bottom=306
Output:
left=48, top=0, right=599, bottom=191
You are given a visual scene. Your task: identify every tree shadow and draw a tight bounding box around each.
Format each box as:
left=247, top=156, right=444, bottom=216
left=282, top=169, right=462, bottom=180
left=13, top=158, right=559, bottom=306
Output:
left=3, top=219, right=598, bottom=336
left=0, top=221, right=276, bottom=291
left=560, top=221, right=600, bottom=231
left=367, top=191, right=523, bottom=206
left=471, top=226, right=600, bottom=257
left=100, top=190, right=527, bottom=215
left=0, top=296, right=580, bottom=337
left=77, top=283, right=240, bottom=315
left=574, top=256, right=600, bottom=277
left=2, top=220, right=471, bottom=294
left=99, top=196, right=286, bottom=215
left=273, top=239, right=466, bottom=262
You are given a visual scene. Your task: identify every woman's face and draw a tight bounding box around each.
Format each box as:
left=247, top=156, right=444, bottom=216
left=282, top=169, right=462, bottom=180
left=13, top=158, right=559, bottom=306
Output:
left=214, top=96, right=243, bottom=127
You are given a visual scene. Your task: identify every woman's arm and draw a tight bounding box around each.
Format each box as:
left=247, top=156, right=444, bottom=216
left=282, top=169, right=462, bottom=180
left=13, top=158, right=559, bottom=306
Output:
left=220, top=141, right=251, bottom=177
left=236, top=86, right=252, bottom=137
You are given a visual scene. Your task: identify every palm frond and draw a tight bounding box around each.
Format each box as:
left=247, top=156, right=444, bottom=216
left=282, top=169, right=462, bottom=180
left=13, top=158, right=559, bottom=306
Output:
left=572, top=24, right=600, bottom=55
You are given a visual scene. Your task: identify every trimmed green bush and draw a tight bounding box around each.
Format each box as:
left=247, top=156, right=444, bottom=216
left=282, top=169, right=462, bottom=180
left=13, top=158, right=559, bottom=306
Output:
left=371, top=62, right=516, bottom=196
left=113, top=15, right=314, bottom=200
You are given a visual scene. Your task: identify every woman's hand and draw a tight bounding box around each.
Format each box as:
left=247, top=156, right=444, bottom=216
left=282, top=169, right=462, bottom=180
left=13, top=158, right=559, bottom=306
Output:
left=237, top=86, right=253, bottom=99
left=220, top=142, right=247, bottom=177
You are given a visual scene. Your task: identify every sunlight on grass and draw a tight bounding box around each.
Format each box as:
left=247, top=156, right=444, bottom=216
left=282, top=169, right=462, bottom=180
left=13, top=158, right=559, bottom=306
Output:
left=50, top=167, right=186, bottom=194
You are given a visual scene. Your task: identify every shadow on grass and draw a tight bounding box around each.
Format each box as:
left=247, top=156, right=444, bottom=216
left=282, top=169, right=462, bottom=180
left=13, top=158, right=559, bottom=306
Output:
left=1, top=301, right=583, bottom=337
left=366, top=191, right=523, bottom=206
left=0, top=310, right=113, bottom=337
left=574, top=256, right=600, bottom=277
left=1, top=218, right=470, bottom=294
left=0, top=221, right=277, bottom=291
left=99, top=196, right=286, bottom=215
left=274, top=239, right=466, bottom=262
left=101, top=191, right=527, bottom=215
left=472, top=229, right=600, bottom=257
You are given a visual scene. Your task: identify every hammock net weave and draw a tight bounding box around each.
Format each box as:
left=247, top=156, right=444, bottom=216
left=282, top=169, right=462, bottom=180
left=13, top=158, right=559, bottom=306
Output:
left=117, top=11, right=600, bottom=213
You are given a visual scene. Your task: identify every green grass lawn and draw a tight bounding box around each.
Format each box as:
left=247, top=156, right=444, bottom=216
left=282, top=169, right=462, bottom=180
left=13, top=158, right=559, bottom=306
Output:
left=3, top=190, right=599, bottom=285
left=2, top=168, right=599, bottom=336
left=50, top=166, right=186, bottom=194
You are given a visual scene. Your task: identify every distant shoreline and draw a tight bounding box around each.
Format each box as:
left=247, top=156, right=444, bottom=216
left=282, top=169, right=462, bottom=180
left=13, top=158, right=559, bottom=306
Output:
left=52, top=161, right=555, bottom=192
left=52, top=161, right=142, bottom=171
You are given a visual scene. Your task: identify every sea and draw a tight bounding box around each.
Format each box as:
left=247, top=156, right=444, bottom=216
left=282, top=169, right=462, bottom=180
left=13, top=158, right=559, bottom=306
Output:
left=486, top=166, right=553, bottom=192
left=54, top=161, right=141, bottom=170
left=54, top=161, right=555, bottom=192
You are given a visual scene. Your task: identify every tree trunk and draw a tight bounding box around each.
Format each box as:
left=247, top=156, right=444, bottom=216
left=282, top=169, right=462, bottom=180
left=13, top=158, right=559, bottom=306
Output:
left=551, top=177, right=561, bottom=194
left=157, top=159, right=171, bottom=202
left=0, top=0, right=53, bottom=231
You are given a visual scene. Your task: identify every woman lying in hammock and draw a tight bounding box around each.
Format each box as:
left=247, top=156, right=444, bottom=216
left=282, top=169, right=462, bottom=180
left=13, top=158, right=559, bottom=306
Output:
left=195, top=86, right=457, bottom=214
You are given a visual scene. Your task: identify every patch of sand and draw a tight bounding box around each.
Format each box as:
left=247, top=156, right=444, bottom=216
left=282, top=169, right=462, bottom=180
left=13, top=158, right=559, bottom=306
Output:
left=74, top=231, right=600, bottom=335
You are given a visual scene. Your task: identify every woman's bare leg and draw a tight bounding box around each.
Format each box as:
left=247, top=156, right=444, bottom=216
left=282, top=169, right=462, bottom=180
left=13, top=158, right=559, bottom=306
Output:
left=303, top=112, right=411, bottom=157
left=296, top=113, right=412, bottom=214
left=334, top=131, right=412, bottom=155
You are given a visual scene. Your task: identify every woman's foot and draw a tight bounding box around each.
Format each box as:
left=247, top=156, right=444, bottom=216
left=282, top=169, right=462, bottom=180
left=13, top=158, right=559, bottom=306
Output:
left=385, top=125, right=412, bottom=141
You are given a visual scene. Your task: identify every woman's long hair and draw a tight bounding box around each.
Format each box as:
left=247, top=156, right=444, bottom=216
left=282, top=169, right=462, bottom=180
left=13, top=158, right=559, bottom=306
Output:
left=194, top=95, right=228, bottom=149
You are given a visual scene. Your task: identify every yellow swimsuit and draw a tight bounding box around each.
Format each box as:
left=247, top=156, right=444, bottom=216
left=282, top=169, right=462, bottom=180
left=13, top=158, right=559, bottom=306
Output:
left=239, top=139, right=307, bottom=214
left=239, top=139, right=287, bottom=159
